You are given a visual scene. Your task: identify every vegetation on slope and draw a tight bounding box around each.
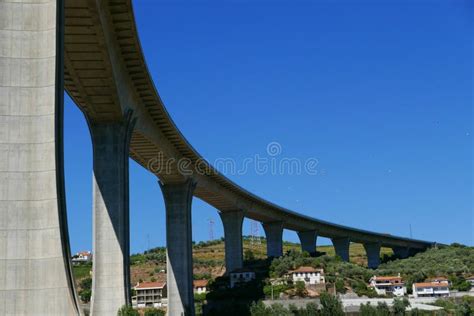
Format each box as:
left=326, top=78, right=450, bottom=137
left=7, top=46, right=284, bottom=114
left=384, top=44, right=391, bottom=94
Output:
left=376, top=244, right=474, bottom=292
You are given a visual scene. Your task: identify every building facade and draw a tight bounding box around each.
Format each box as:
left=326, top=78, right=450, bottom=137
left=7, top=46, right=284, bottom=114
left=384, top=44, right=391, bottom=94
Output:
left=229, top=269, right=256, bottom=288
left=413, top=281, right=450, bottom=298
left=289, top=267, right=325, bottom=285
left=132, top=282, right=167, bottom=308
left=72, top=251, right=92, bottom=265
left=369, top=275, right=406, bottom=297
left=194, top=280, right=209, bottom=294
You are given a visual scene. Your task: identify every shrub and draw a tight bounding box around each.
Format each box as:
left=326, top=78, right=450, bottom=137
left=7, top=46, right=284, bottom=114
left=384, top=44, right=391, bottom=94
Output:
left=79, top=288, right=91, bottom=303
left=250, top=301, right=269, bottom=316
left=117, top=305, right=139, bottom=316
left=263, top=284, right=291, bottom=299
left=335, top=278, right=346, bottom=294
left=392, top=297, right=410, bottom=315
left=194, top=293, right=207, bottom=302
left=144, top=308, right=165, bottom=316
left=295, top=281, right=306, bottom=297
left=376, top=302, right=391, bottom=316
left=319, top=292, right=344, bottom=316
left=360, top=302, right=377, bottom=316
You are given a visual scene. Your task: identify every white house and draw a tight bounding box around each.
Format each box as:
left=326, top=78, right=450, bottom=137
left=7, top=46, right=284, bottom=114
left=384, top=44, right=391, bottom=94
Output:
left=229, top=269, right=256, bottom=288
left=194, top=279, right=209, bottom=294
left=132, top=281, right=167, bottom=308
left=369, top=275, right=406, bottom=297
left=72, top=251, right=92, bottom=265
left=413, top=281, right=450, bottom=298
left=288, top=267, right=325, bottom=285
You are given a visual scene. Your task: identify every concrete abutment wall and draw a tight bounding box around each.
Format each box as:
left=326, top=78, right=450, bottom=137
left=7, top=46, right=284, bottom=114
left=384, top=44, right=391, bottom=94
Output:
left=0, top=0, right=80, bottom=314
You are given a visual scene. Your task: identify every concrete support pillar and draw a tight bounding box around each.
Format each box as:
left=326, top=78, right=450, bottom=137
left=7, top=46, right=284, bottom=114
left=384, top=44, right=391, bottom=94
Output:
left=219, top=210, right=245, bottom=274
left=331, top=237, right=350, bottom=262
left=0, top=0, right=80, bottom=314
left=297, top=230, right=317, bottom=254
left=159, top=180, right=196, bottom=316
left=263, top=222, right=284, bottom=258
left=90, top=113, right=135, bottom=316
left=364, top=242, right=381, bottom=269
left=392, top=246, right=410, bottom=259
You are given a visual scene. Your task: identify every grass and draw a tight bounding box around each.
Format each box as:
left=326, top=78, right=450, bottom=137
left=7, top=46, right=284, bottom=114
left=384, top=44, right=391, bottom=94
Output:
left=72, top=263, right=92, bottom=280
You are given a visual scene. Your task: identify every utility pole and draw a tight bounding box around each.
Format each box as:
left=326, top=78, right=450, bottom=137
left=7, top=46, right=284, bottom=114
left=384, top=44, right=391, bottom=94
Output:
left=208, top=218, right=215, bottom=241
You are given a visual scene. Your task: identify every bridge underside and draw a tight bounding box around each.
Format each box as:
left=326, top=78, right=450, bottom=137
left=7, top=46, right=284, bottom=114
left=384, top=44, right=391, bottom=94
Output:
left=0, top=1, right=436, bottom=315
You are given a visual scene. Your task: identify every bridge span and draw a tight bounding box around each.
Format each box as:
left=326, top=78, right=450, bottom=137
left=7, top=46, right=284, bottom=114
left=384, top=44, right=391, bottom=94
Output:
left=0, top=0, right=437, bottom=315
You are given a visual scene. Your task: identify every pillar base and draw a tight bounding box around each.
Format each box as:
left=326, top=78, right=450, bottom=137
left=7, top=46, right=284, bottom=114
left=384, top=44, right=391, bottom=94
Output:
left=160, top=180, right=196, bottom=316
left=90, top=112, right=135, bottom=316
left=220, top=210, right=245, bottom=274
left=298, top=231, right=317, bottom=255
left=331, top=237, right=350, bottom=262
left=364, top=242, right=381, bottom=269
left=263, top=221, right=284, bottom=258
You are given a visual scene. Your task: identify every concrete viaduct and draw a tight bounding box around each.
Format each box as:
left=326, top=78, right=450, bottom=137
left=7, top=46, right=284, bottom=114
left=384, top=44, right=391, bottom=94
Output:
left=0, top=0, right=437, bottom=315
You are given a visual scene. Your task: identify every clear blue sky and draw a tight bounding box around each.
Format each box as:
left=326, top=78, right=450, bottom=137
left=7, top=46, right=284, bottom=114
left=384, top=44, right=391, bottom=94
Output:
left=64, top=0, right=473, bottom=254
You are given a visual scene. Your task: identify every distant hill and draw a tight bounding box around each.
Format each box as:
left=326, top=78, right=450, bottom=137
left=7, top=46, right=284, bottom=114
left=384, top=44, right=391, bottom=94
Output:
left=376, top=244, right=474, bottom=289
left=72, top=241, right=473, bottom=304
left=73, top=237, right=394, bottom=286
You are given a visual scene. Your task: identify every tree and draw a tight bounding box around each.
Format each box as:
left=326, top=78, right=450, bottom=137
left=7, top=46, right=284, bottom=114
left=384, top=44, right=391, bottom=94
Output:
left=144, top=308, right=165, bottom=316
left=244, top=249, right=256, bottom=261
left=305, top=302, right=319, bottom=315
left=319, top=292, right=344, bottom=316
left=250, top=301, right=270, bottom=316
left=335, top=279, right=346, bottom=294
left=295, top=281, right=306, bottom=297
left=393, top=297, right=410, bottom=315
left=78, top=277, right=92, bottom=303
left=376, top=302, right=391, bottom=316
left=79, top=289, right=91, bottom=303
left=360, top=303, right=377, bottom=316
left=455, top=301, right=473, bottom=316
left=409, top=308, right=432, bottom=316
left=117, top=305, right=139, bottom=316
left=267, top=304, right=293, bottom=316
left=194, top=293, right=207, bottom=302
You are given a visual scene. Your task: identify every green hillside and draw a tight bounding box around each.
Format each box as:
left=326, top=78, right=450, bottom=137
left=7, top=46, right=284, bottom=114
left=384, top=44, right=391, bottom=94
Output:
left=72, top=237, right=394, bottom=296
left=72, top=240, right=474, bottom=307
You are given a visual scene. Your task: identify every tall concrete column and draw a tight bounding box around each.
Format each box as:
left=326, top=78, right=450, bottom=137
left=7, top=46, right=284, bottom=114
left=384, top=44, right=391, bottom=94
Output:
left=89, top=112, right=135, bottom=316
left=364, top=242, right=381, bottom=269
left=263, top=222, right=284, bottom=258
left=392, top=246, right=410, bottom=259
left=159, top=180, right=196, bottom=316
left=297, top=230, right=317, bottom=254
left=219, top=210, right=244, bottom=274
left=0, top=0, right=80, bottom=315
left=331, top=237, right=350, bottom=262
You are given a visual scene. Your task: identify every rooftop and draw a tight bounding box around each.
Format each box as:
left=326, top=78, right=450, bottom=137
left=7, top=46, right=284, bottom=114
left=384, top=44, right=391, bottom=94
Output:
left=135, top=281, right=166, bottom=290
left=371, top=276, right=402, bottom=282
left=194, top=280, right=209, bottom=288
left=414, top=282, right=450, bottom=289
left=290, top=266, right=324, bottom=274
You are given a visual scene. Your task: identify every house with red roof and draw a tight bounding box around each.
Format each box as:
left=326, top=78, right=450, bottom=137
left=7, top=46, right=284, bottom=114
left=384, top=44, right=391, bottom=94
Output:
left=132, top=281, right=167, bottom=308
left=369, top=274, right=406, bottom=297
